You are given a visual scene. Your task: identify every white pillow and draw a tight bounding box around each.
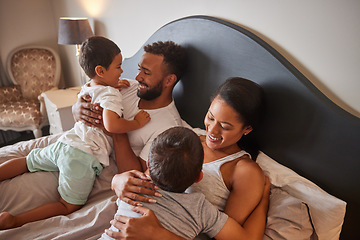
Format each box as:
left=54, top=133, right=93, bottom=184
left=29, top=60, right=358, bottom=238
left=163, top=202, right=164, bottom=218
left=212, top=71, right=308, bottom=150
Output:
left=264, top=187, right=314, bottom=240
left=256, top=152, right=346, bottom=240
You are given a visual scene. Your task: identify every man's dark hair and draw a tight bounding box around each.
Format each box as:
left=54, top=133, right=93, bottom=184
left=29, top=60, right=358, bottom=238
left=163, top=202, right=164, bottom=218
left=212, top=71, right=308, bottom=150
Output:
left=144, top=41, right=187, bottom=82
left=79, top=36, right=121, bottom=78
left=148, top=127, right=203, bottom=193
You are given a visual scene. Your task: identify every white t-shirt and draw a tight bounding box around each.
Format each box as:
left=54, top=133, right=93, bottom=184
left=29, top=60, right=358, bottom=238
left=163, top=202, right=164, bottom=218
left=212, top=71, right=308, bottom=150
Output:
left=58, top=84, right=123, bottom=166
left=113, top=79, right=183, bottom=161
left=60, top=79, right=182, bottom=164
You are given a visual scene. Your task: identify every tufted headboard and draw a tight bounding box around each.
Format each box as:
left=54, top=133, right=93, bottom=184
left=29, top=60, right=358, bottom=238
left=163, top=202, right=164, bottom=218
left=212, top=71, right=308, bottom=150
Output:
left=121, top=15, right=360, bottom=239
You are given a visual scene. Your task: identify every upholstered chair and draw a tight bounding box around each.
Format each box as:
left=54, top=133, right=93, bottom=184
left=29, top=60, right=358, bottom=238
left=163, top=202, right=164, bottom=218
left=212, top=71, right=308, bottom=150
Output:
left=0, top=46, right=61, bottom=138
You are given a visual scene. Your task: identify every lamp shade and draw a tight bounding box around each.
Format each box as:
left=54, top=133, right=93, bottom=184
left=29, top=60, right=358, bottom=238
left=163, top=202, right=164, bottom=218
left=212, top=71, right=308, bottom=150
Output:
left=58, top=17, right=94, bottom=45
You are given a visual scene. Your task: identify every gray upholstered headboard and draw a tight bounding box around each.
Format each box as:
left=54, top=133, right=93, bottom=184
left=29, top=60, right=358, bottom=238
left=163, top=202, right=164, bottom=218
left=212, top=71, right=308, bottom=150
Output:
left=121, top=15, right=360, bottom=239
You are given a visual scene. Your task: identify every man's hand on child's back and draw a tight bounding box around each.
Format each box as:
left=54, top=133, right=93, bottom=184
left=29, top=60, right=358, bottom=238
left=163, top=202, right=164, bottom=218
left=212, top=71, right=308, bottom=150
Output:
left=73, top=95, right=103, bottom=127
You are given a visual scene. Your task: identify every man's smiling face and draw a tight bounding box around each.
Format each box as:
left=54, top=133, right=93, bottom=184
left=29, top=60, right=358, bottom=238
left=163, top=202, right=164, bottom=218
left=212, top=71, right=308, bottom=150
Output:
left=135, top=53, right=168, bottom=100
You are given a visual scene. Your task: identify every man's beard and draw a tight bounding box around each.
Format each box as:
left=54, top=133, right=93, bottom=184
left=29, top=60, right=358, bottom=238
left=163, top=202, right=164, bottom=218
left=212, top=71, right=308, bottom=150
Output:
left=137, top=79, right=163, bottom=100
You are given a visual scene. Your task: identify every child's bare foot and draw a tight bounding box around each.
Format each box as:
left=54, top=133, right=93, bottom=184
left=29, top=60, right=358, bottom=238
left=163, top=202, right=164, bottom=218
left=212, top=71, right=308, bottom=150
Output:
left=0, top=212, right=16, bottom=230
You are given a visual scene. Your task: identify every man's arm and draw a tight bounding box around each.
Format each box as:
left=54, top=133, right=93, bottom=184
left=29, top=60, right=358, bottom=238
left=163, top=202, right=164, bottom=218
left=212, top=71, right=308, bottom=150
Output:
left=112, top=133, right=147, bottom=173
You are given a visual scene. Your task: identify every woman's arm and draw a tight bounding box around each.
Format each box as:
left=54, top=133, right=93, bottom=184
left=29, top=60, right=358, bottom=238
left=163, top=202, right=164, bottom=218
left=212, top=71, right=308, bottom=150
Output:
left=215, top=176, right=270, bottom=240
left=106, top=206, right=186, bottom=240
left=224, top=158, right=265, bottom=225
left=107, top=177, right=270, bottom=240
left=108, top=170, right=186, bottom=240
left=107, top=159, right=268, bottom=240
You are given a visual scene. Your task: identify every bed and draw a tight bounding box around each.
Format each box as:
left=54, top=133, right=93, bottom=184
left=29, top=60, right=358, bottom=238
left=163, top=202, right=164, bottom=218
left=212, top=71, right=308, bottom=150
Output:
left=1, top=15, right=359, bottom=239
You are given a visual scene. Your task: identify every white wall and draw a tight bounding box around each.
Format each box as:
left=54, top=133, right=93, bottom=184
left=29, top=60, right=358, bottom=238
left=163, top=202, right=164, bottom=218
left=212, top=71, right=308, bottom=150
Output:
left=1, top=0, right=359, bottom=117
left=0, top=0, right=65, bottom=86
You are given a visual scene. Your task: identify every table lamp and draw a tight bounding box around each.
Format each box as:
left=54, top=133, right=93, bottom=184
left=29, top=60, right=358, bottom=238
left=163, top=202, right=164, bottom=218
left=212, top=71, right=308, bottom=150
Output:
left=58, top=17, right=94, bottom=55
left=58, top=17, right=94, bottom=84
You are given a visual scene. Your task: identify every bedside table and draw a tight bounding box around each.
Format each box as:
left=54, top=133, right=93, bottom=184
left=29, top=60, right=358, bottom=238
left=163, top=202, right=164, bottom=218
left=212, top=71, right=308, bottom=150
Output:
left=41, top=87, right=81, bottom=135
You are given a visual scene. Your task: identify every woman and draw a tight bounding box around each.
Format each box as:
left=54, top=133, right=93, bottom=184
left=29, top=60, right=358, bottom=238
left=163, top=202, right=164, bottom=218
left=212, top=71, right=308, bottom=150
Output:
left=105, top=77, right=268, bottom=239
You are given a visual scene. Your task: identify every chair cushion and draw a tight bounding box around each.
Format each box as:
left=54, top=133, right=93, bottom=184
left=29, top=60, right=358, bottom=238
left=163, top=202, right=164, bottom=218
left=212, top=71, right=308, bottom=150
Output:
left=0, top=85, right=21, bottom=103
left=0, top=98, right=42, bottom=128
left=9, top=48, right=57, bottom=99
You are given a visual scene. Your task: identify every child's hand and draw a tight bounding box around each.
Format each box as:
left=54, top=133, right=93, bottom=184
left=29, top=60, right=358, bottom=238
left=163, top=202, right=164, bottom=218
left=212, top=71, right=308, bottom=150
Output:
left=134, top=110, right=151, bottom=127
left=117, top=79, right=130, bottom=90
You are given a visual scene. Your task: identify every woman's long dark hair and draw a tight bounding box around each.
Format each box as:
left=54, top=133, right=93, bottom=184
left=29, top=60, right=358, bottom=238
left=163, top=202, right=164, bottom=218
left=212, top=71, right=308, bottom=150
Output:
left=213, top=77, right=266, bottom=159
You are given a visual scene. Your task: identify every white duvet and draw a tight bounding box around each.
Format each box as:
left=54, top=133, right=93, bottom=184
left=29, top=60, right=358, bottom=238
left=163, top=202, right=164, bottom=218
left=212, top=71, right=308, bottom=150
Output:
left=0, top=134, right=118, bottom=239
left=0, top=132, right=346, bottom=240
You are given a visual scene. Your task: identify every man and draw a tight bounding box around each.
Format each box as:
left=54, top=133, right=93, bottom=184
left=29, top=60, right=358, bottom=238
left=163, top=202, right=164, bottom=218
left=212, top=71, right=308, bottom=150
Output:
left=73, top=41, right=187, bottom=172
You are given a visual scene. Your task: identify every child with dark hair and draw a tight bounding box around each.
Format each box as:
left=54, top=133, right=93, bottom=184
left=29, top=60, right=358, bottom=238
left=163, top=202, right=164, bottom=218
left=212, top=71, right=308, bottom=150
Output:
left=147, top=126, right=204, bottom=193
left=101, top=126, right=270, bottom=240
left=0, top=36, right=150, bottom=229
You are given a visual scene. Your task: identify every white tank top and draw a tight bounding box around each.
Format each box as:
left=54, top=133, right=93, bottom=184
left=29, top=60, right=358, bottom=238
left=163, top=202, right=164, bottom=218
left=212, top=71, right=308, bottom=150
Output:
left=185, top=150, right=249, bottom=211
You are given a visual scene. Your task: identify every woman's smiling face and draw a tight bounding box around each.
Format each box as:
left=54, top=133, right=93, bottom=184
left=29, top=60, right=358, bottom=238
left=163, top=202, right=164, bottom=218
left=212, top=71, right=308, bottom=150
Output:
left=204, top=95, right=252, bottom=153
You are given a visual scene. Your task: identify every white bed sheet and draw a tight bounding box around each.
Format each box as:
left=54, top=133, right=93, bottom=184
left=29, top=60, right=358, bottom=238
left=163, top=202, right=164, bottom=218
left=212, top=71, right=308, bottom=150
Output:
left=0, top=134, right=118, bottom=239
left=0, top=133, right=347, bottom=240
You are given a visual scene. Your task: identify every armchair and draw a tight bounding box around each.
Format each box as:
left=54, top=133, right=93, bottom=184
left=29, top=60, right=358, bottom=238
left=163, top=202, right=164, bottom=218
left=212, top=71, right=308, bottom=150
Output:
left=0, top=46, right=61, bottom=138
